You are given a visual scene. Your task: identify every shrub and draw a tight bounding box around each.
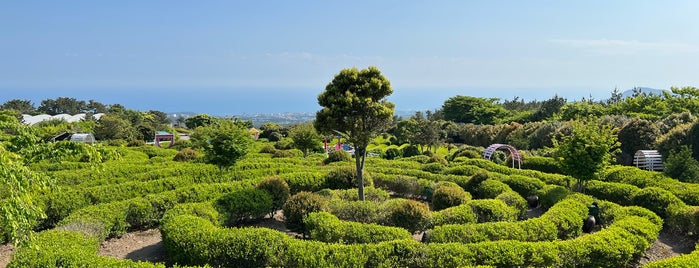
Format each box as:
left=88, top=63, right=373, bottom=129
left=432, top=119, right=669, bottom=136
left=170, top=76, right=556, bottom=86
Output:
left=259, top=144, right=277, bottom=154
left=282, top=192, right=329, bottom=235
left=384, top=148, right=402, bottom=160
left=421, top=162, right=446, bottom=174
left=475, top=179, right=512, bottom=199
left=273, top=149, right=301, bottom=158
left=173, top=148, right=200, bottom=162
left=423, top=181, right=460, bottom=202
left=216, top=189, right=273, bottom=226
left=522, top=156, right=562, bottom=174
left=664, top=145, right=699, bottom=183
left=496, top=191, right=528, bottom=220
left=328, top=187, right=389, bottom=202
left=432, top=185, right=471, bottom=211
left=585, top=180, right=639, bottom=206
left=431, top=204, right=477, bottom=226
left=329, top=200, right=384, bottom=224
left=274, top=138, right=293, bottom=149
left=257, top=177, right=291, bottom=212
left=631, top=187, right=684, bottom=218
left=401, top=145, right=420, bottom=158
left=269, top=132, right=283, bottom=142
left=468, top=199, right=518, bottom=223
left=499, top=175, right=545, bottom=197
left=427, top=154, right=448, bottom=165
left=378, top=175, right=422, bottom=197
left=385, top=198, right=431, bottom=233
left=324, top=150, right=351, bottom=165
left=127, top=139, right=146, bottom=147
left=537, top=185, right=571, bottom=209
left=304, top=212, right=411, bottom=244
left=323, top=166, right=373, bottom=190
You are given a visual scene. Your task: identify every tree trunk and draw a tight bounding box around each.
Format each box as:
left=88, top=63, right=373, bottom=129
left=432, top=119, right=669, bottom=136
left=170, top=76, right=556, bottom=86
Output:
left=356, top=146, right=367, bottom=201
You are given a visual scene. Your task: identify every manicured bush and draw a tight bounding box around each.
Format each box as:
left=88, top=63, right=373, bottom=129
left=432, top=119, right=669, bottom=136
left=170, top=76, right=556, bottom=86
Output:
left=374, top=175, right=423, bottom=197
left=585, top=180, right=639, bottom=206
left=432, top=184, right=471, bottom=211
left=324, top=150, right=351, bottom=165
left=431, top=204, right=477, bottom=226
left=323, top=166, right=373, bottom=190
left=173, top=148, right=200, bottom=162
left=645, top=249, right=699, bottom=267
left=522, top=156, right=562, bottom=174
left=537, top=185, right=571, bottom=209
left=468, top=199, right=518, bottom=223
left=401, top=145, right=420, bottom=158
left=631, top=187, right=684, bottom=218
left=282, top=191, right=329, bottom=235
left=305, top=212, right=411, bottom=244
left=443, top=165, right=482, bottom=176
left=421, top=162, right=446, bottom=174
left=385, top=198, right=431, bottom=233
left=496, top=191, right=527, bottom=220
left=498, top=175, right=545, bottom=197
left=329, top=199, right=384, bottom=224
left=327, top=187, right=389, bottom=202
left=273, top=149, right=303, bottom=158
left=257, top=176, right=291, bottom=212
left=259, top=144, right=277, bottom=154
left=475, top=179, right=513, bottom=199
left=216, top=188, right=273, bottom=226
left=384, top=147, right=402, bottom=160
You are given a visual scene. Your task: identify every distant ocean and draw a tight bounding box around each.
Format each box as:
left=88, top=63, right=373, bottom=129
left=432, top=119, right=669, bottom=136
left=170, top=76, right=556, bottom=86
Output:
left=0, top=86, right=613, bottom=116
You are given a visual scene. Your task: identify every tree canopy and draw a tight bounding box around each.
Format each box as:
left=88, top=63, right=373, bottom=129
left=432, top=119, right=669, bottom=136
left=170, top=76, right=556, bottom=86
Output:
left=315, top=66, right=394, bottom=200
left=441, top=95, right=507, bottom=124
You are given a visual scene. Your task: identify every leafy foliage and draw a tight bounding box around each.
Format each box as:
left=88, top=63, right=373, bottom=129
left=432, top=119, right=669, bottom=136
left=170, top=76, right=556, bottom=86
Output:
left=315, top=66, right=395, bottom=200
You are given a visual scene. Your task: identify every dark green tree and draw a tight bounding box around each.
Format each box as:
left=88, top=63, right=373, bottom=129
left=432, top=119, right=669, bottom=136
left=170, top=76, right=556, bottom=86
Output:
left=441, top=95, right=507, bottom=124
left=192, top=120, right=252, bottom=172
left=664, top=146, right=699, bottom=183
left=289, top=122, right=322, bottom=157
left=531, top=95, right=566, bottom=121
left=37, top=97, right=87, bottom=115
left=185, top=114, right=215, bottom=129
left=1, top=99, right=35, bottom=114
left=617, top=118, right=660, bottom=165
left=315, top=66, right=395, bottom=201
left=553, top=118, right=619, bottom=190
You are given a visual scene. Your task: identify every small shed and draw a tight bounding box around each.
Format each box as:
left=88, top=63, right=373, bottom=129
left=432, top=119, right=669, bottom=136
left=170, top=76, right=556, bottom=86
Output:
left=155, top=131, right=175, bottom=148
left=249, top=128, right=260, bottom=140
left=633, top=150, right=663, bottom=171
left=70, top=133, right=96, bottom=144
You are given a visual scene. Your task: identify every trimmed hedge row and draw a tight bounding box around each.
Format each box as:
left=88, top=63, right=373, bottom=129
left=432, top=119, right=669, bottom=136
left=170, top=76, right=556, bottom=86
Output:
left=304, top=212, right=412, bottom=244
left=452, top=158, right=574, bottom=187
left=604, top=165, right=699, bottom=206
left=645, top=249, right=699, bottom=267
left=428, top=195, right=590, bottom=243
left=585, top=179, right=699, bottom=234
left=159, top=210, right=661, bottom=267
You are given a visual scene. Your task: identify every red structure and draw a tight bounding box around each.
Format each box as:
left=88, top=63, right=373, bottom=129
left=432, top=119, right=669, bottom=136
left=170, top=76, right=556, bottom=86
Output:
left=483, top=143, right=522, bottom=169
left=155, top=131, right=175, bottom=148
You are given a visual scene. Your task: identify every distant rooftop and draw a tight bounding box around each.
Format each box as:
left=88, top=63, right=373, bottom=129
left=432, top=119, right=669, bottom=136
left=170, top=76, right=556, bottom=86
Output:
left=22, top=113, right=104, bottom=125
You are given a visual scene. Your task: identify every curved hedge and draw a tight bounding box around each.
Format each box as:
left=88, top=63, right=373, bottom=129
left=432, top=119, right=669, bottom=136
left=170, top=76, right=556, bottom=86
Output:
left=304, top=212, right=412, bottom=244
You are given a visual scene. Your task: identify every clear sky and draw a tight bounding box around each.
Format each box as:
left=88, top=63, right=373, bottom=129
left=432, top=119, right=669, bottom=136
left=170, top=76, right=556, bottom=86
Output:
left=2, top=1, right=699, bottom=114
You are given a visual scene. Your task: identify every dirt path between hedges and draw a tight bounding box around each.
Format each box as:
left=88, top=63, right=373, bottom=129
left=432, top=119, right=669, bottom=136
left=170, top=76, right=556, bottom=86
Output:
left=99, top=228, right=167, bottom=263
left=0, top=243, right=14, bottom=268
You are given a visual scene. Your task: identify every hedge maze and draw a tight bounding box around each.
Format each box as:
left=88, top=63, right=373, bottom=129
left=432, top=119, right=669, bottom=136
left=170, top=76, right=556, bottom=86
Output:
left=4, top=142, right=699, bottom=267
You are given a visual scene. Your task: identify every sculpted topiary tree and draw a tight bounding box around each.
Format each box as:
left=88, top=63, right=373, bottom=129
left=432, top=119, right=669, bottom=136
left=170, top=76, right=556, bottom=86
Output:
left=315, top=66, right=395, bottom=201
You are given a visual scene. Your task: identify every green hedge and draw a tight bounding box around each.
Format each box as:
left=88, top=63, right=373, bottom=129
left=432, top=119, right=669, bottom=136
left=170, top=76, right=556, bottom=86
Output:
left=304, top=212, right=411, bottom=244
left=158, top=206, right=661, bottom=268
left=645, top=249, right=699, bottom=267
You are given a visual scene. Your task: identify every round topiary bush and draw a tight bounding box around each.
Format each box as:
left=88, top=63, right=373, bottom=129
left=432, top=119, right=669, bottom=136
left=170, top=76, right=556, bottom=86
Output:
left=385, top=198, right=431, bottom=233
left=475, top=179, right=512, bottom=199
left=282, top=191, right=329, bottom=235
left=323, top=166, right=373, bottom=190
left=421, top=162, right=446, bottom=174
left=273, top=149, right=301, bottom=158
left=496, top=191, right=528, bottom=220
left=173, top=148, right=200, bottom=162
left=268, top=132, right=283, bottom=142
left=468, top=199, right=518, bottom=223
left=401, top=145, right=420, bottom=158
left=259, top=144, right=277, bottom=154
left=216, top=188, right=273, bottom=226
left=257, top=177, right=291, bottom=212
left=432, top=185, right=471, bottom=211
left=384, top=148, right=402, bottom=160
left=324, top=150, right=352, bottom=165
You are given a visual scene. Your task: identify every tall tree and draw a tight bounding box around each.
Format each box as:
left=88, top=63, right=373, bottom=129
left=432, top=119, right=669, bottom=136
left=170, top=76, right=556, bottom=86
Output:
left=1, top=99, right=35, bottom=114
left=315, top=66, right=395, bottom=201
left=553, top=118, right=619, bottom=191
left=441, top=95, right=507, bottom=124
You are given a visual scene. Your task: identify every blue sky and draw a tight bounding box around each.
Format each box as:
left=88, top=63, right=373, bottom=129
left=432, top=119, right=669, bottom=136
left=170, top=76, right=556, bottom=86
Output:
left=2, top=1, right=699, bottom=114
